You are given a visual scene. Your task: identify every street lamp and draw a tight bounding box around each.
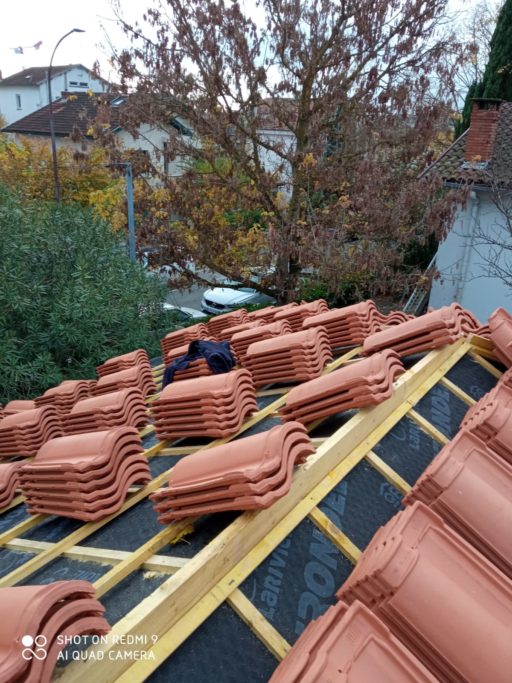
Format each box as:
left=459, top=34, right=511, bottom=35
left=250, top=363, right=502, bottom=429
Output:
left=47, top=28, right=85, bottom=203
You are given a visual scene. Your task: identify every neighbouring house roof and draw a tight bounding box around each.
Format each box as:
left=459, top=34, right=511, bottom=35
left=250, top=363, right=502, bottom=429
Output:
left=0, top=64, right=105, bottom=88
left=424, top=101, right=512, bottom=187
left=1, top=91, right=120, bottom=137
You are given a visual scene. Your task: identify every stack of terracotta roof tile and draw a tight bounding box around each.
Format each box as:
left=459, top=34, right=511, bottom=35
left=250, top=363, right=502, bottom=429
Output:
left=216, top=320, right=262, bottom=342
left=61, top=388, right=148, bottom=435
left=2, top=400, right=37, bottom=416
left=0, top=461, right=22, bottom=508
left=160, top=322, right=210, bottom=358
left=151, top=422, right=314, bottom=521
left=273, top=299, right=329, bottom=332
left=244, top=327, right=333, bottom=386
left=163, top=344, right=216, bottom=381
left=337, top=501, right=512, bottom=683
left=269, top=599, right=437, bottom=683
left=460, top=383, right=512, bottom=465
left=280, top=350, right=404, bottom=424
left=362, top=303, right=479, bottom=357
left=474, top=323, right=492, bottom=338
left=169, top=359, right=214, bottom=382
left=381, top=310, right=416, bottom=325
left=0, top=581, right=110, bottom=683
left=151, top=370, right=257, bottom=440
left=206, top=308, right=249, bottom=339
left=35, top=380, right=95, bottom=417
left=18, top=427, right=151, bottom=521
left=96, top=348, right=151, bottom=377
left=165, top=342, right=189, bottom=365
left=93, top=365, right=157, bottom=398
left=302, top=300, right=383, bottom=349
left=231, top=320, right=293, bottom=366
left=489, top=307, right=512, bottom=366
left=246, top=305, right=277, bottom=324
left=404, top=430, right=512, bottom=577
left=0, top=406, right=63, bottom=458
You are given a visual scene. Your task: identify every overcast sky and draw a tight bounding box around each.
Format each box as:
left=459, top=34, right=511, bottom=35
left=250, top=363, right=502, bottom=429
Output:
left=0, top=0, right=481, bottom=80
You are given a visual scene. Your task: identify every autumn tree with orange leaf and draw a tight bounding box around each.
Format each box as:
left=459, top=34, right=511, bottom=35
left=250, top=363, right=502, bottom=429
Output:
left=108, top=0, right=471, bottom=302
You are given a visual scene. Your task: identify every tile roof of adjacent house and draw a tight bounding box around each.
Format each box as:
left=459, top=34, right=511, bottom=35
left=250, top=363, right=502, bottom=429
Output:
left=1, top=91, right=120, bottom=136
left=0, top=65, right=74, bottom=87
left=424, top=100, right=512, bottom=187
left=0, top=64, right=109, bottom=88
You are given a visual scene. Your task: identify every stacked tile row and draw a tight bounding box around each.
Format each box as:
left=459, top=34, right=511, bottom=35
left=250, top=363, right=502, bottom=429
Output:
left=0, top=581, right=109, bottom=683
left=2, top=400, right=36, bottom=416
left=93, top=365, right=156, bottom=398
left=19, top=427, right=151, bottom=521
left=363, top=303, right=480, bottom=357
left=280, top=350, right=404, bottom=424
left=246, top=305, right=277, bottom=323
left=151, top=370, right=257, bottom=440
left=161, top=322, right=210, bottom=357
left=460, top=382, right=512, bottom=465
left=269, top=599, right=437, bottom=683
left=0, top=462, right=22, bottom=508
left=273, top=299, right=329, bottom=331
left=302, top=300, right=384, bottom=349
left=216, top=320, right=263, bottom=342
left=336, top=502, right=512, bottom=683
left=404, top=430, right=512, bottom=577
left=151, top=422, right=315, bottom=521
left=489, top=307, right=512, bottom=365
left=62, top=388, right=148, bottom=435
left=244, top=327, right=333, bottom=386
left=231, top=320, right=293, bottom=366
left=35, top=380, right=96, bottom=417
left=206, top=308, right=248, bottom=339
left=0, top=406, right=63, bottom=458
left=96, top=348, right=150, bottom=377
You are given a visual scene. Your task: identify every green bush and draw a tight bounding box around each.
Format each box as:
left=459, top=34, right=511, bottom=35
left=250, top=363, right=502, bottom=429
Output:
left=0, top=187, right=176, bottom=403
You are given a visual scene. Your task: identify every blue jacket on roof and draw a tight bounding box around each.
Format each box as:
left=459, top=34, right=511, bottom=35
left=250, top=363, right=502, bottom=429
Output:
left=162, top=339, right=237, bottom=388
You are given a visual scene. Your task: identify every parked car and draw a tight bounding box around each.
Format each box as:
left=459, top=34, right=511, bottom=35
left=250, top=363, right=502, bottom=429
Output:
left=201, top=286, right=276, bottom=315
left=162, top=303, right=207, bottom=322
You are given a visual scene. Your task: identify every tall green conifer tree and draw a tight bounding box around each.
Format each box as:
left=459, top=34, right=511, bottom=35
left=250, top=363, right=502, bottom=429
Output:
left=456, top=0, right=512, bottom=136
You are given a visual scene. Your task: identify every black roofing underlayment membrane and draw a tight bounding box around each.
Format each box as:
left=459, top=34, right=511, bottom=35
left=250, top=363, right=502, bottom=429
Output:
left=240, top=516, right=354, bottom=645
left=372, top=416, right=442, bottom=486
left=20, top=557, right=109, bottom=586
left=0, top=548, right=37, bottom=578
left=414, top=382, right=470, bottom=439
left=318, top=461, right=403, bottom=549
left=0, top=502, right=29, bottom=532
left=147, top=602, right=278, bottom=683
left=445, top=354, right=497, bottom=399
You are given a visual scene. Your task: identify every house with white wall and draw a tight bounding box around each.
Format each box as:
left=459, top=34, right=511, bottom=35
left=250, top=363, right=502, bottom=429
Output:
left=0, top=65, right=108, bottom=126
left=426, top=99, right=512, bottom=321
left=1, top=91, right=192, bottom=178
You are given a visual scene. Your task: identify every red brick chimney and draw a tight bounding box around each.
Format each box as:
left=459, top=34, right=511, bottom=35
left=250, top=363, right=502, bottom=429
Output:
left=464, top=99, right=502, bottom=162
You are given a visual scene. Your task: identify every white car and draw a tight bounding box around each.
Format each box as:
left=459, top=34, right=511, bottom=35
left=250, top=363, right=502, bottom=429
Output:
left=201, top=286, right=276, bottom=315
left=162, top=303, right=207, bottom=322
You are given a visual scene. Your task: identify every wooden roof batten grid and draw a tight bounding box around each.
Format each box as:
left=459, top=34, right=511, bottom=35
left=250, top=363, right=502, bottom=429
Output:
left=22, top=336, right=486, bottom=682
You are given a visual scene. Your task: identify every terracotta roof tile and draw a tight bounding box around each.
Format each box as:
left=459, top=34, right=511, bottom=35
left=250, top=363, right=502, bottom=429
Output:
left=426, top=101, right=512, bottom=186
left=0, top=581, right=109, bottom=682
left=0, top=65, right=71, bottom=87
left=151, top=422, right=314, bottom=520
left=2, top=91, right=119, bottom=137
left=337, top=501, right=512, bottom=682
left=19, top=426, right=150, bottom=521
